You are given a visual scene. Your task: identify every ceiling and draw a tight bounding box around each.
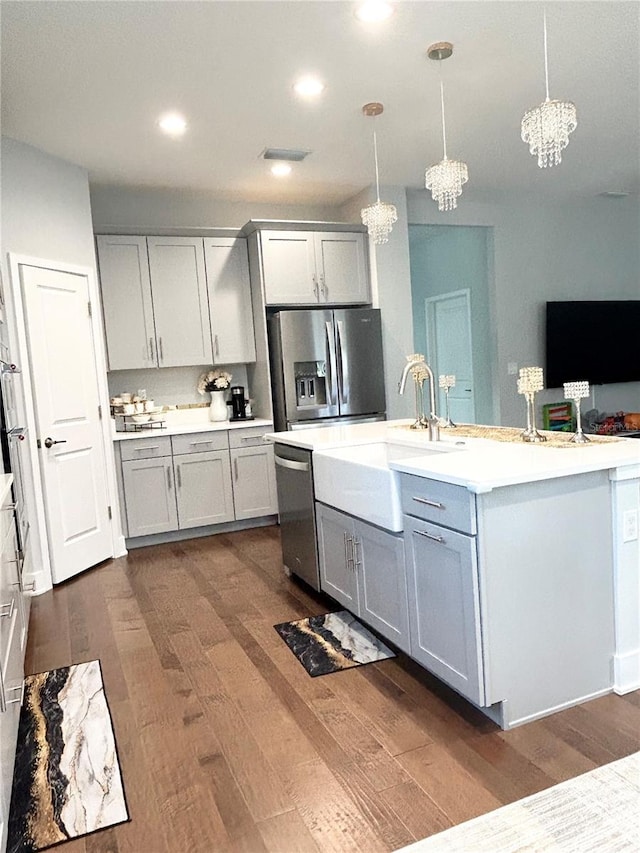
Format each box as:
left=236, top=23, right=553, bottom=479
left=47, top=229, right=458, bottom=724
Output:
left=2, top=1, right=639, bottom=207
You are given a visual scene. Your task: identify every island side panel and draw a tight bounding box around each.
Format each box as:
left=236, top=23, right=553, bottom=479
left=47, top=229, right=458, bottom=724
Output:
left=476, top=470, right=614, bottom=729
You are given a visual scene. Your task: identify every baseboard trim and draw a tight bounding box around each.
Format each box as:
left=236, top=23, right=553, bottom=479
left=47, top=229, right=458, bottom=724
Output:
left=613, top=650, right=640, bottom=694
left=502, top=687, right=612, bottom=729
left=126, top=516, right=278, bottom=549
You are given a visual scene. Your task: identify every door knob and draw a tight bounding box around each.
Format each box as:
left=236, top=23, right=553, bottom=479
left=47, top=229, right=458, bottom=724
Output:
left=43, top=437, right=67, bottom=448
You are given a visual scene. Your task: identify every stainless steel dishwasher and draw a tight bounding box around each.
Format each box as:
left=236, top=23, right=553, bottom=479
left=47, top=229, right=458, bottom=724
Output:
left=273, top=442, right=320, bottom=591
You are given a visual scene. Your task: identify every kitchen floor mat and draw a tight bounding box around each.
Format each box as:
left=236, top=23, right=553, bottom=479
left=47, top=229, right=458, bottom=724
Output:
left=274, top=610, right=396, bottom=676
left=7, top=659, right=129, bottom=852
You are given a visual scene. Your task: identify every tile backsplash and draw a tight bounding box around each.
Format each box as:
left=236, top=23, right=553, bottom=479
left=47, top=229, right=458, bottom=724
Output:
left=107, top=364, right=250, bottom=407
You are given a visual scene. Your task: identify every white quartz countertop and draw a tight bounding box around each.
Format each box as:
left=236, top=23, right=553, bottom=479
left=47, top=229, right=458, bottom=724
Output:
left=113, top=415, right=273, bottom=441
left=267, top=420, right=640, bottom=492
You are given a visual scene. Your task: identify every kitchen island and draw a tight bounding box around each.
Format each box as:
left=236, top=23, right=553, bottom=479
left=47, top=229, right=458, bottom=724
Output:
left=267, top=420, right=640, bottom=729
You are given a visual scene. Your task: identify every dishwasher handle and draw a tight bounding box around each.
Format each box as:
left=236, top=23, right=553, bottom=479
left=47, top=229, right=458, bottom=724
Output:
left=275, top=455, right=310, bottom=473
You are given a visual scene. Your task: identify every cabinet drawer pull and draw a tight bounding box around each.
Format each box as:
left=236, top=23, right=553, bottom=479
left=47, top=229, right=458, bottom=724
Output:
left=190, top=439, right=214, bottom=446
left=0, top=598, right=15, bottom=619
left=135, top=445, right=160, bottom=452
left=412, top=496, right=444, bottom=509
left=416, top=529, right=445, bottom=544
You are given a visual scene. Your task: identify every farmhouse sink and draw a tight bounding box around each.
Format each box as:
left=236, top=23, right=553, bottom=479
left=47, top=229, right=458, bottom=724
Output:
left=313, top=441, right=464, bottom=532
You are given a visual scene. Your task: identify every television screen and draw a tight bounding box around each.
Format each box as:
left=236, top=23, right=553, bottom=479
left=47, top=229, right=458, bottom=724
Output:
left=545, top=301, right=640, bottom=388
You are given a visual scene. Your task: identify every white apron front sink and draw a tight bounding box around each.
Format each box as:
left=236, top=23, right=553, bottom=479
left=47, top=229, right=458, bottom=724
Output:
left=313, top=441, right=463, bottom=532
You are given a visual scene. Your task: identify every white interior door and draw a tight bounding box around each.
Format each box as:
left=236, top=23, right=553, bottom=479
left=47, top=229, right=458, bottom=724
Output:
left=20, top=264, right=112, bottom=583
left=425, top=290, right=475, bottom=424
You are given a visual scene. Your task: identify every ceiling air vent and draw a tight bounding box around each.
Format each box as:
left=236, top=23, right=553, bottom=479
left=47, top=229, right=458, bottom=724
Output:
left=261, top=148, right=312, bottom=162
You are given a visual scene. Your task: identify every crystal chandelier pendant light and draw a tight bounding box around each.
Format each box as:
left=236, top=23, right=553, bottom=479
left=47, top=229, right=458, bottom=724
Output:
left=424, top=42, right=468, bottom=212
left=521, top=9, right=577, bottom=168
left=360, top=102, right=398, bottom=245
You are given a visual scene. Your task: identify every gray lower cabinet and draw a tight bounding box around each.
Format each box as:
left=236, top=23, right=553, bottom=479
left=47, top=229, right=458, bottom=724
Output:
left=122, top=456, right=178, bottom=537
left=230, top=445, right=277, bottom=520
left=117, top=427, right=277, bottom=540
left=403, top=515, right=484, bottom=706
left=173, top=450, right=234, bottom=527
left=316, top=503, right=410, bottom=654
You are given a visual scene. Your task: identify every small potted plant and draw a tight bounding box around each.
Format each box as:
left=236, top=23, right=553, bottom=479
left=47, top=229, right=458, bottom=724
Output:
left=198, top=369, right=232, bottom=421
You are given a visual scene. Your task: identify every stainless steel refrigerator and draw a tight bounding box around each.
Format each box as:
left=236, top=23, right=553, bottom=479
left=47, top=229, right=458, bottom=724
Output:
left=268, top=308, right=386, bottom=431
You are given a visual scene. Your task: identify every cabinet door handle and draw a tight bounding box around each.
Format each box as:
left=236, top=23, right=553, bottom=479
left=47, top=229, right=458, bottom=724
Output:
left=343, top=531, right=350, bottom=570
left=149, top=337, right=155, bottom=363
left=353, top=537, right=362, bottom=570
left=0, top=598, right=15, bottom=620
left=416, top=529, right=445, bottom=544
left=233, top=458, right=239, bottom=480
left=344, top=533, right=355, bottom=571
left=158, top=337, right=164, bottom=363
left=6, top=681, right=25, bottom=706
left=412, top=496, right=444, bottom=510
left=167, top=466, right=173, bottom=490
left=319, top=273, right=327, bottom=300
left=214, top=334, right=220, bottom=357
left=176, top=465, right=182, bottom=489
left=312, top=274, right=319, bottom=301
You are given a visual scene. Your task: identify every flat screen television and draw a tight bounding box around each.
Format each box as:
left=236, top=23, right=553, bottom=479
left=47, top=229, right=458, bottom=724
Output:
left=545, top=300, right=640, bottom=388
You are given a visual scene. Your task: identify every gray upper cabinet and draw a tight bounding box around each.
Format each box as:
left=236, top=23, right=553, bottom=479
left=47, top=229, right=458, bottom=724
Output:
left=203, top=237, right=256, bottom=364
left=96, top=235, right=157, bottom=370
left=147, top=237, right=213, bottom=367
left=259, top=230, right=369, bottom=306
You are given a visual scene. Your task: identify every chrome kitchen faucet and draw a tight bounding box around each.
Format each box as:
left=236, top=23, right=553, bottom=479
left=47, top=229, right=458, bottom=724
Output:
left=398, top=355, right=440, bottom=441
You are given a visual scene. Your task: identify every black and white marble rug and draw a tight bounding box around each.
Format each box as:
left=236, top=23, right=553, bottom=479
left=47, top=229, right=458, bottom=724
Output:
left=8, top=660, right=129, bottom=852
left=274, top=610, right=396, bottom=676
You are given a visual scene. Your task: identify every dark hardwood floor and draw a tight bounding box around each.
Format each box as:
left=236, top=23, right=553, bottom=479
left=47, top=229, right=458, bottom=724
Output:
left=24, top=526, right=640, bottom=853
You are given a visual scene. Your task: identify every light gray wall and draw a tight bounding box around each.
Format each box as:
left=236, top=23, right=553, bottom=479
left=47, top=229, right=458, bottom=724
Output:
left=90, top=184, right=342, bottom=230
left=408, top=224, right=495, bottom=425
left=407, top=190, right=640, bottom=426
left=1, top=137, right=97, bottom=270
left=339, top=185, right=414, bottom=420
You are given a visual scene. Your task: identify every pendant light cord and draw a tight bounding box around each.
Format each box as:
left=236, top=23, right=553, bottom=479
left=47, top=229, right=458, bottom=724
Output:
left=543, top=8, right=550, bottom=101
left=372, top=130, right=381, bottom=202
left=439, top=77, right=448, bottom=160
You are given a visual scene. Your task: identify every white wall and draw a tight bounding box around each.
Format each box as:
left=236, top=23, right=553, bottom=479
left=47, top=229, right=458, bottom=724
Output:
left=407, top=190, right=640, bottom=426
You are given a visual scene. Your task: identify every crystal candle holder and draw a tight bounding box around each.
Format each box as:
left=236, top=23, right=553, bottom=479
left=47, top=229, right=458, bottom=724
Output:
left=438, top=374, right=456, bottom=427
left=518, top=366, right=547, bottom=443
left=563, top=380, right=590, bottom=444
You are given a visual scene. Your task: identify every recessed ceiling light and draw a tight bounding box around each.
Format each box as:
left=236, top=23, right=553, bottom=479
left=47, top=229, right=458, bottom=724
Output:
left=271, top=163, right=292, bottom=177
left=356, top=1, right=394, bottom=23
left=293, top=76, right=325, bottom=98
left=158, top=112, right=187, bottom=137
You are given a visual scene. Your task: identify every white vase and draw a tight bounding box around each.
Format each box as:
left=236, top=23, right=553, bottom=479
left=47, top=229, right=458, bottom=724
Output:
left=209, top=390, right=228, bottom=422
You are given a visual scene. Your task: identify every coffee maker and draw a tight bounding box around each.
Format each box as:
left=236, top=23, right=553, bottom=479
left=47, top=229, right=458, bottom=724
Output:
left=230, top=386, right=249, bottom=420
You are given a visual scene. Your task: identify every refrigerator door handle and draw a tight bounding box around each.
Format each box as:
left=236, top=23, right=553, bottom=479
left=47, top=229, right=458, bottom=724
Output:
left=325, top=321, right=337, bottom=406
left=336, top=320, right=349, bottom=404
